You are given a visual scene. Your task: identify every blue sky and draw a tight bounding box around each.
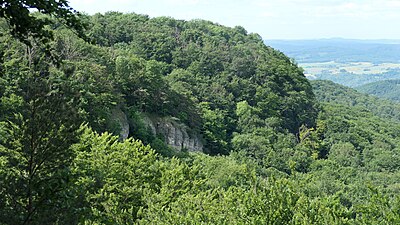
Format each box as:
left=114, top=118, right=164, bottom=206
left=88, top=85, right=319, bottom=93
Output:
left=68, top=0, right=400, bottom=40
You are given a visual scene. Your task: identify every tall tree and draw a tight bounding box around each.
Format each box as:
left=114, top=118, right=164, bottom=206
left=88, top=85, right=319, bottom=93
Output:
left=0, top=0, right=86, bottom=45
left=0, top=39, right=80, bottom=224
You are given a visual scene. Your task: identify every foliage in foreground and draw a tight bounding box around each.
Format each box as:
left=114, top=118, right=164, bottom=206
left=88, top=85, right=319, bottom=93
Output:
left=3, top=126, right=398, bottom=224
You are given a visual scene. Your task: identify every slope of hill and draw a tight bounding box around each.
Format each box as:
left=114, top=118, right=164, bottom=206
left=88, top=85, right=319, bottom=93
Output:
left=2, top=12, right=319, bottom=156
left=83, top=12, right=319, bottom=155
left=307, top=80, right=400, bottom=203
left=311, top=80, right=400, bottom=122
left=356, top=79, right=400, bottom=102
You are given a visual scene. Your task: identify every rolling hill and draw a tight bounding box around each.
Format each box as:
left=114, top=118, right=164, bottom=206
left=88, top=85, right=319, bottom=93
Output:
left=356, top=79, right=400, bottom=102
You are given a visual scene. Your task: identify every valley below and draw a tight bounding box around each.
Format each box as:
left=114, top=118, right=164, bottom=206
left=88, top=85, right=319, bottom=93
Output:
left=268, top=38, right=400, bottom=87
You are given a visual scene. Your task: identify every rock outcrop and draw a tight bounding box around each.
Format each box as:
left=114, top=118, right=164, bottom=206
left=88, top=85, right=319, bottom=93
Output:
left=111, top=109, right=203, bottom=152
left=111, top=107, right=130, bottom=140
left=142, top=115, right=203, bottom=152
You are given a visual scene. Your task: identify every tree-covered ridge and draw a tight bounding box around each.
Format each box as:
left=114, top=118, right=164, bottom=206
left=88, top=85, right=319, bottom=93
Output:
left=311, top=80, right=400, bottom=122
left=0, top=11, right=319, bottom=157
left=356, top=79, right=400, bottom=102
left=304, top=80, right=400, bottom=211
left=59, top=12, right=318, bottom=155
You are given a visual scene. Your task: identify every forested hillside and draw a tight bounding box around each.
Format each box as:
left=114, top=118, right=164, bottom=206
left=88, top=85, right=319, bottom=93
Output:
left=312, top=80, right=400, bottom=122
left=356, top=79, right=400, bottom=102
left=1, top=11, right=400, bottom=224
left=85, top=12, right=318, bottom=154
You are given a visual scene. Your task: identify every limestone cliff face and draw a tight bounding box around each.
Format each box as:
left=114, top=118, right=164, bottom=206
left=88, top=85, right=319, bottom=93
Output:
left=111, top=108, right=203, bottom=152
left=142, top=115, right=203, bottom=152
left=111, top=107, right=130, bottom=140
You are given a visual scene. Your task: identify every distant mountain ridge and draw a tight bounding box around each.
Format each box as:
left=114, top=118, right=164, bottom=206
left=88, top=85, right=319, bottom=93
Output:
left=265, top=38, right=400, bottom=63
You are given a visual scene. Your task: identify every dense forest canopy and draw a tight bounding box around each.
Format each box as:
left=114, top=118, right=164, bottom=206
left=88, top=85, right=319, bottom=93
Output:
left=1, top=9, right=400, bottom=224
left=356, top=79, right=400, bottom=102
left=312, top=80, right=400, bottom=122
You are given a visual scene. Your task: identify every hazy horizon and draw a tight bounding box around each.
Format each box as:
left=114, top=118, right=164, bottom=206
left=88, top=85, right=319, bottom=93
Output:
left=68, top=0, right=400, bottom=40
left=265, top=38, right=400, bottom=41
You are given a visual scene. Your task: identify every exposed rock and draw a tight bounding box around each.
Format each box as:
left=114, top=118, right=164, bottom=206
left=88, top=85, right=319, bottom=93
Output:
left=142, top=115, right=203, bottom=152
left=112, top=110, right=203, bottom=152
left=142, top=116, right=156, bottom=135
left=111, top=107, right=129, bottom=140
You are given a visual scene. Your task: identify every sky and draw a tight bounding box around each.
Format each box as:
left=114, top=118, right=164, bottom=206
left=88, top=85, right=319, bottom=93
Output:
left=68, top=0, right=400, bottom=40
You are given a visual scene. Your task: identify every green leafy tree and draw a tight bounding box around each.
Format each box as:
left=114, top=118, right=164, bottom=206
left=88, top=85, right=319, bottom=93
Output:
left=68, top=126, right=160, bottom=223
left=0, top=41, right=80, bottom=224
left=199, top=103, right=230, bottom=155
left=0, top=0, right=86, bottom=45
left=329, top=142, right=361, bottom=167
